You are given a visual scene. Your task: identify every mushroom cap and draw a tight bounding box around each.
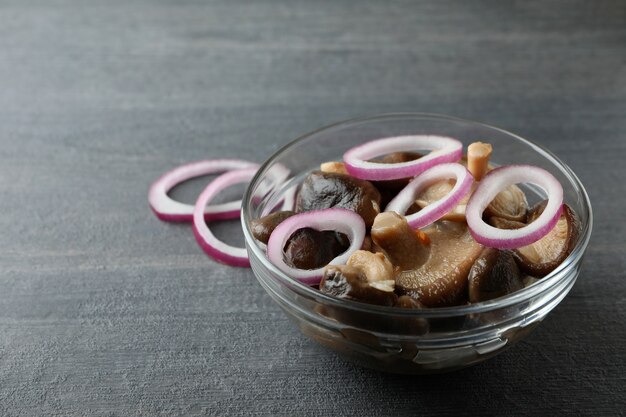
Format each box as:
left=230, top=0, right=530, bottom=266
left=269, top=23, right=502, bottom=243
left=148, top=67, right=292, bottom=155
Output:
left=468, top=247, right=523, bottom=302
left=484, top=183, right=528, bottom=223
left=319, top=265, right=398, bottom=306
left=283, top=228, right=349, bottom=270
left=512, top=202, right=580, bottom=277
left=295, top=171, right=381, bottom=227
left=395, top=221, right=483, bottom=307
left=250, top=210, right=295, bottom=244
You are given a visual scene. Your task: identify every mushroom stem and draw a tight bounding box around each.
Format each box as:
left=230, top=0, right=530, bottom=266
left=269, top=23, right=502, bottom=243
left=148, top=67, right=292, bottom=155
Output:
left=370, top=212, right=429, bottom=270
left=320, top=161, right=348, bottom=175
left=467, top=141, right=493, bottom=181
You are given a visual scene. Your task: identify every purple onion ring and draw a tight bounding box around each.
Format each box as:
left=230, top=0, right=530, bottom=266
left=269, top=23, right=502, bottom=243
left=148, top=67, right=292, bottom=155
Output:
left=386, top=163, right=474, bottom=229
left=343, top=135, right=463, bottom=181
left=266, top=208, right=366, bottom=285
left=466, top=165, right=563, bottom=249
left=149, top=159, right=258, bottom=222
left=192, top=168, right=258, bottom=267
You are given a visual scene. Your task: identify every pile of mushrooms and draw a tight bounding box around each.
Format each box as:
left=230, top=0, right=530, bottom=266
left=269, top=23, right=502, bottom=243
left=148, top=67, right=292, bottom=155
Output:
left=250, top=141, right=580, bottom=308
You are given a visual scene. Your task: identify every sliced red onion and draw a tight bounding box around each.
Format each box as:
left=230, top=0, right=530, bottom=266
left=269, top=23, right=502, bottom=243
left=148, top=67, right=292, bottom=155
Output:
left=466, top=165, right=564, bottom=249
left=343, top=135, right=463, bottom=181
left=149, top=159, right=258, bottom=222
left=266, top=208, right=366, bottom=285
left=386, top=163, right=474, bottom=229
left=192, top=168, right=258, bottom=267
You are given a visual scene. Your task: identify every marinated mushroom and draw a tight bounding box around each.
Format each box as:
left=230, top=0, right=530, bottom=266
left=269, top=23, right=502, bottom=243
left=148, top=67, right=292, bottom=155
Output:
left=320, top=265, right=398, bottom=306
left=346, top=250, right=395, bottom=282
left=414, top=177, right=527, bottom=223
left=369, top=212, right=430, bottom=270
left=375, top=151, right=423, bottom=165
left=467, top=142, right=492, bottom=181
left=371, top=152, right=423, bottom=208
left=283, top=228, right=349, bottom=270
left=468, top=247, right=523, bottom=302
left=413, top=141, right=526, bottom=223
left=372, top=213, right=483, bottom=307
left=511, top=201, right=580, bottom=277
left=295, top=171, right=381, bottom=227
left=320, top=161, right=348, bottom=175
left=372, top=152, right=423, bottom=190
left=412, top=142, right=487, bottom=222
left=483, top=184, right=528, bottom=222
left=395, top=295, right=425, bottom=309
left=487, top=216, right=525, bottom=230
left=414, top=180, right=472, bottom=222
left=394, top=295, right=429, bottom=335
left=250, top=210, right=295, bottom=244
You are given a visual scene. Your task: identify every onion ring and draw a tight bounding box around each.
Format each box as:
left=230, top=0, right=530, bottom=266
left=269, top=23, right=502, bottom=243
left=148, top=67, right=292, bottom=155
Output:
left=343, top=135, right=463, bottom=181
left=149, top=159, right=258, bottom=222
left=466, top=165, right=563, bottom=249
left=192, top=168, right=258, bottom=267
left=266, top=208, right=366, bottom=285
left=386, top=163, right=474, bottom=229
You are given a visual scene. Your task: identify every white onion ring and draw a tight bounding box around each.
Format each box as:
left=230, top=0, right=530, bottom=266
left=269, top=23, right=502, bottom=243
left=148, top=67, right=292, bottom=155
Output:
left=466, top=165, right=564, bottom=249
left=192, top=168, right=258, bottom=267
left=266, top=208, right=366, bottom=285
left=386, top=163, right=474, bottom=229
left=149, top=159, right=258, bottom=222
left=343, top=135, right=463, bottom=181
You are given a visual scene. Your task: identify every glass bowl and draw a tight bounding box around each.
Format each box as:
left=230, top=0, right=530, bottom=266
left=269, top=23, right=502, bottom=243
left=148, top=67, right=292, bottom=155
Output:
left=241, top=113, right=592, bottom=374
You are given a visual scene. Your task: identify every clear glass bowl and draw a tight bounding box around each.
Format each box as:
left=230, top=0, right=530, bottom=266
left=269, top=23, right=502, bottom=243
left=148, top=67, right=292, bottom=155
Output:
left=241, top=113, right=592, bottom=374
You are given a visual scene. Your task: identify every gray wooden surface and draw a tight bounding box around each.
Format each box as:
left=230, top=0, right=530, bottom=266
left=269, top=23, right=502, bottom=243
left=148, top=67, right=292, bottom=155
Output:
left=0, top=1, right=624, bottom=416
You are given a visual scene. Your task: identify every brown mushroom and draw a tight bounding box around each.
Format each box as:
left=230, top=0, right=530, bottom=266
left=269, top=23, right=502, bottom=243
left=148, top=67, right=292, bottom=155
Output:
left=374, top=152, right=423, bottom=165
left=394, top=295, right=429, bottom=335
left=511, top=201, right=580, bottom=277
left=411, top=141, right=489, bottom=222
left=369, top=212, right=430, bottom=270
left=320, top=161, right=348, bottom=175
left=414, top=180, right=473, bottom=222
left=283, top=228, right=349, bottom=270
left=319, top=265, right=398, bottom=306
left=487, top=216, right=525, bottom=230
left=468, top=248, right=523, bottom=302
left=467, top=142, right=493, bottom=181
left=413, top=142, right=526, bottom=223
left=483, top=184, right=528, bottom=223
left=395, top=295, right=425, bottom=309
left=295, top=171, right=381, bottom=227
left=346, top=250, right=395, bottom=282
left=370, top=152, right=423, bottom=208
left=250, top=210, right=295, bottom=244
left=373, top=152, right=423, bottom=189
left=372, top=213, right=483, bottom=307
left=414, top=179, right=527, bottom=224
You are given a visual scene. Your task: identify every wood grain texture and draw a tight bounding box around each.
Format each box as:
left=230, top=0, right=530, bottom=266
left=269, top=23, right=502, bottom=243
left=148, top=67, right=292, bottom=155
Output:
left=0, top=0, right=625, bottom=415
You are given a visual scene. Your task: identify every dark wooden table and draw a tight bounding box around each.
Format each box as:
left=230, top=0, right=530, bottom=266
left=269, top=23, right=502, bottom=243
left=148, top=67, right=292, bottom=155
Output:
left=1, top=1, right=624, bottom=416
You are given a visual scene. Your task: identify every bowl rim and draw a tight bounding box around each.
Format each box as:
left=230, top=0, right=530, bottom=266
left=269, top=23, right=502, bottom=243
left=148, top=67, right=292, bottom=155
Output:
left=241, top=112, right=593, bottom=317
